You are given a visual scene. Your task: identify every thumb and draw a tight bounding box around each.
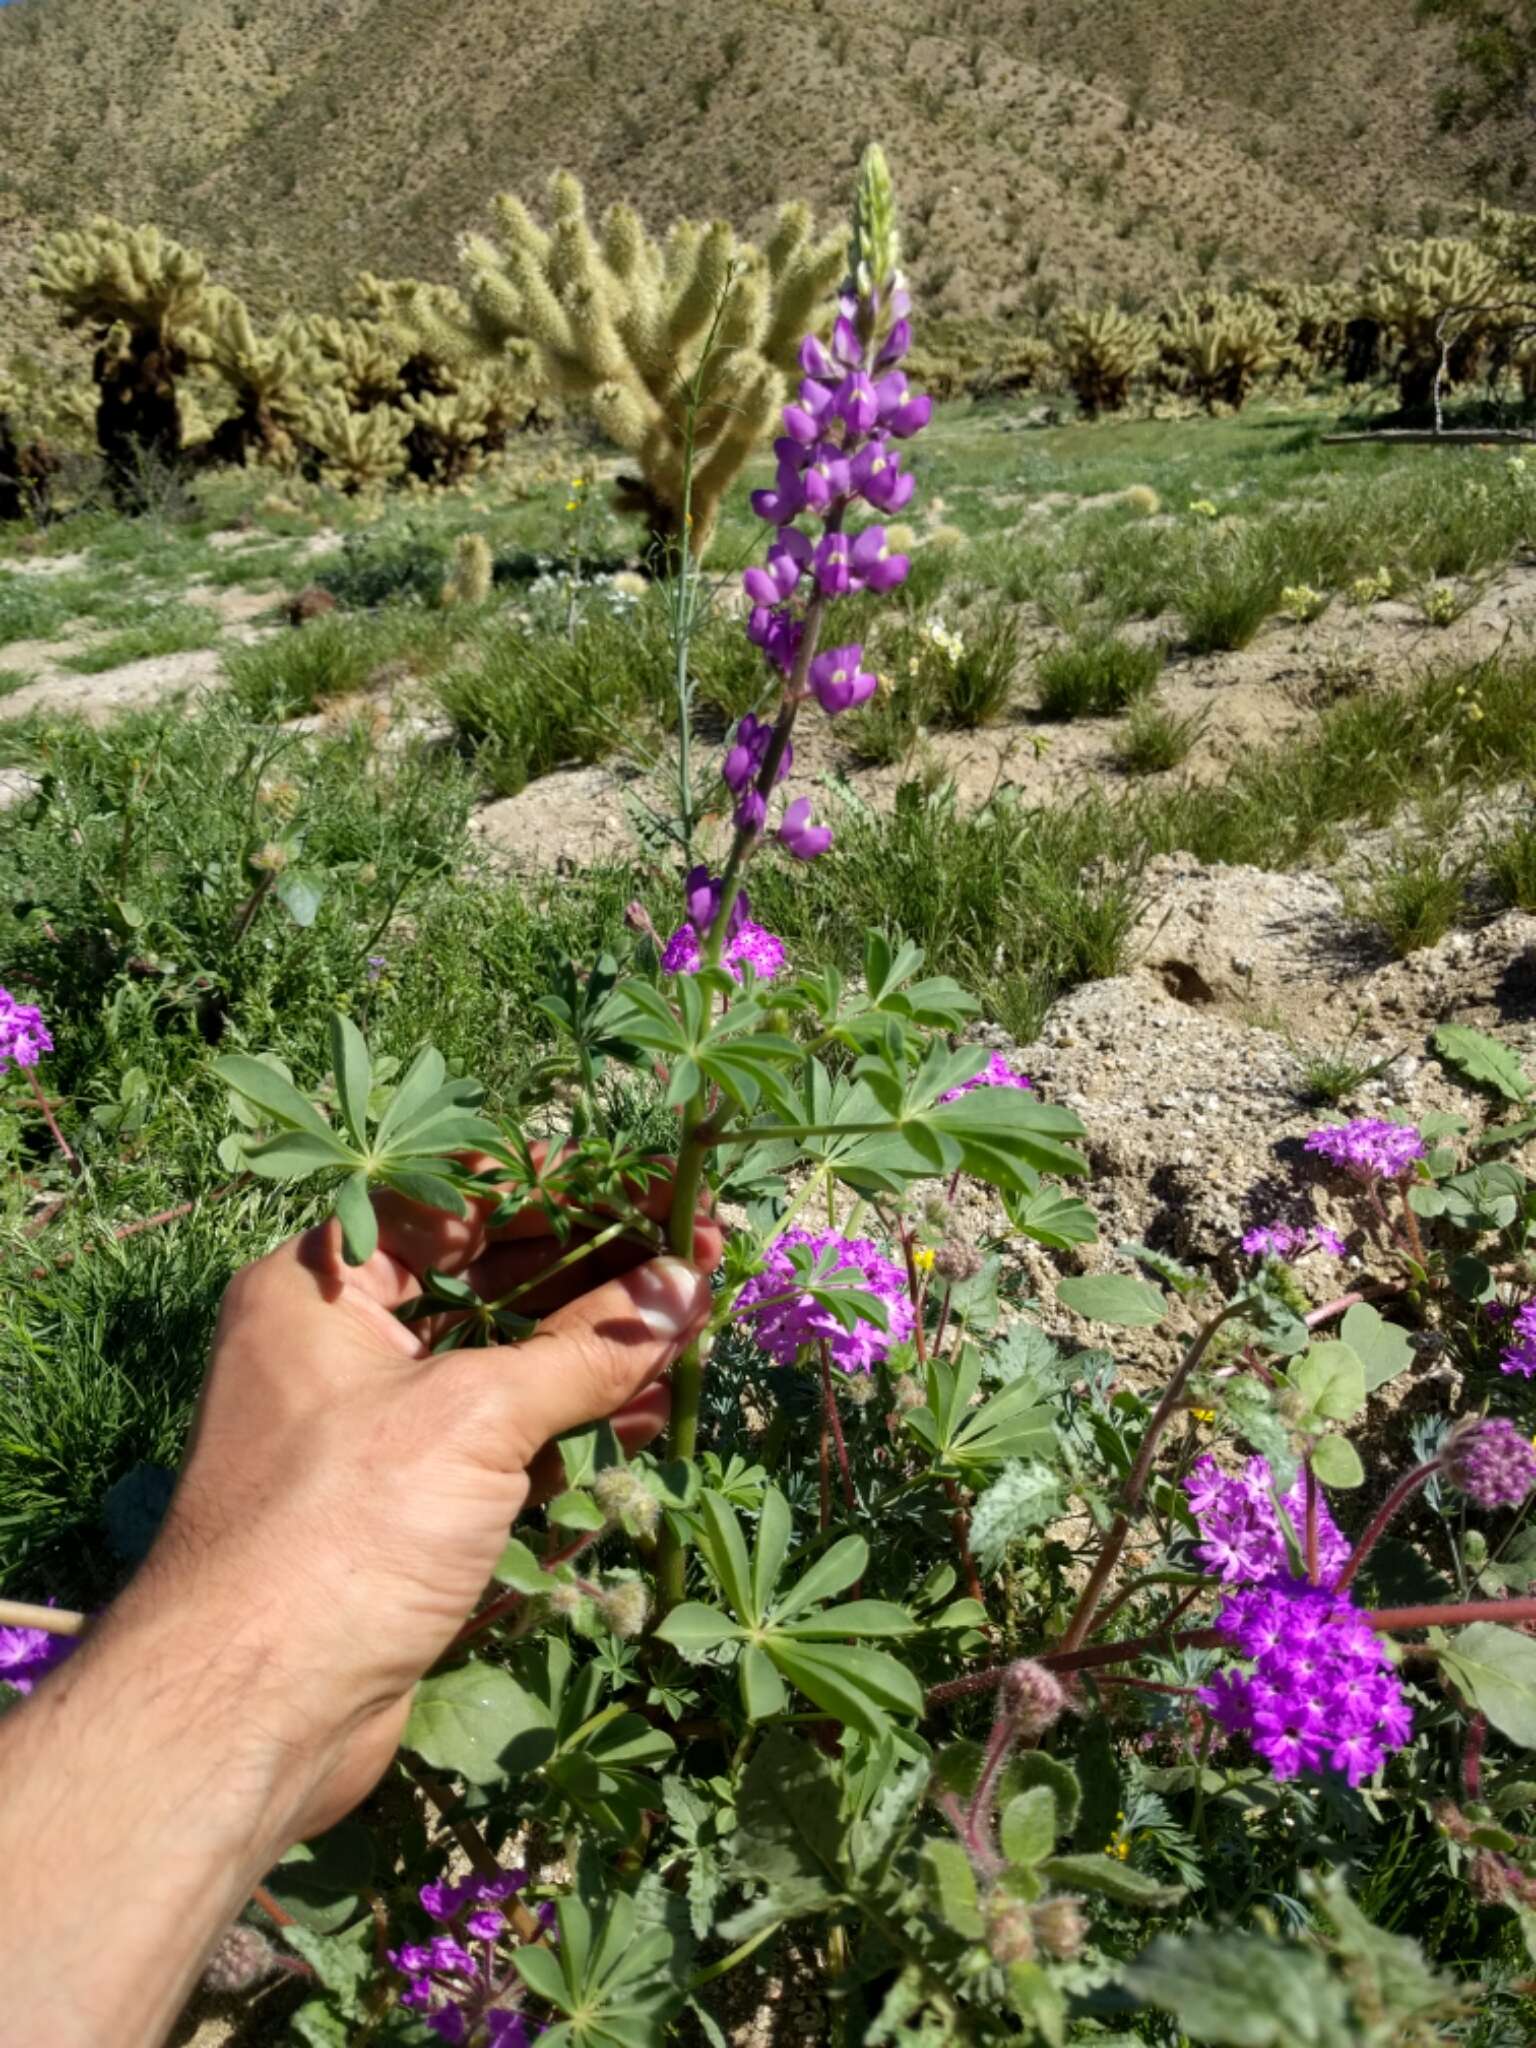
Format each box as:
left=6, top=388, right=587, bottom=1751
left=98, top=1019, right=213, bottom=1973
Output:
left=486, top=1256, right=712, bottom=1467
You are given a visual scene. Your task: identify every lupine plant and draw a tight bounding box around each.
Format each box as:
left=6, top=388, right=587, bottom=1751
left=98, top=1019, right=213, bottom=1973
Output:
left=15, top=154, right=1536, bottom=2048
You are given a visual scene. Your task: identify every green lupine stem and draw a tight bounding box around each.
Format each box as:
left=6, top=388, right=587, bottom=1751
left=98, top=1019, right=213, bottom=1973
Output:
left=656, top=582, right=834, bottom=1610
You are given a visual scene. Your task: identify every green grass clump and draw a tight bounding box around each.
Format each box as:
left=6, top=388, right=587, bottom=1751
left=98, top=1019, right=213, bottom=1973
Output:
left=0, top=577, right=67, bottom=648
left=437, top=610, right=668, bottom=795
left=1362, top=841, right=1471, bottom=958
left=226, top=609, right=469, bottom=720
left=751, top=782, right=1142, bottom=1041
left=934, top=605, right=1020, bottom=728
left=1036, top=631, right=1163, bottom=718
left=60, top=606, right=221, bottom=674
left=1488, top=811, right=1536, bottom=912
left=1175, top=536, right=1283, bottom=653
left=1113, top=699, right=1206, bottom=774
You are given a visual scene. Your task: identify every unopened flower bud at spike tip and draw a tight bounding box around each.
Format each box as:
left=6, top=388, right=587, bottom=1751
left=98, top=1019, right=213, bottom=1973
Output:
left=1000, top=1658, right=1067, bottom=1736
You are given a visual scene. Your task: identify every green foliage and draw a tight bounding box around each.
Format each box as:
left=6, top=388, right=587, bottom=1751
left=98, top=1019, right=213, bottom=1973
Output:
left=1113, top=696, right=1206, bottom=772
left=1035, top=630, right=1163, bottom=717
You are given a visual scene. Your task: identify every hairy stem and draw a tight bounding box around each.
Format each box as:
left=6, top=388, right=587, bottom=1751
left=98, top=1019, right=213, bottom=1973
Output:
left=27, top=1071, right=78, bottom=1176
left=1333, top=1458, right=1441, bottom=1593
left=1057, top=1301, right=1248, bottom=1652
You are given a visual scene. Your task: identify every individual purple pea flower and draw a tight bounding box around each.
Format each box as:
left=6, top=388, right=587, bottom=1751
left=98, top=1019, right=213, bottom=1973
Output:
left=939, top=1052, right=1034, bottom=1101
left=721, top=712, right=773, bottom=795
left=735, top=1226, right=915, bottom=1373
left=803, top=444, right=852, bottom=511
left=780, top=401, right=821, bottom=445
left=850, top=524, right=909, bottom=593
left=747, top=603, right=803, bottom=676
left=742, top=542, right=803, bottom=607
left=1498, top=1300, right=1536, bottom=1378
left=835, top=371, right=880, bottom=434
left=800, top=332, right=836, bottom=379
left=0, top=987, right=53, bottom=1074
left=365, top=954, right=388, bottom=983
left=832, top=313, right=862, bottom=367
left=1445, top=1417, right=1536, bottom=1509
left=734, top=789, right=767, bottom=834
left=778, top=796, right=832, bottom=860
left=813, top=531, right=854, bottom=595
left=852, top=440, right=914, bottom=512
left=878, top=318, right=912, bottom=365
left=1304, top=1117, right=1426, bottom=1182
left=808, top=644, right=877, bottom=714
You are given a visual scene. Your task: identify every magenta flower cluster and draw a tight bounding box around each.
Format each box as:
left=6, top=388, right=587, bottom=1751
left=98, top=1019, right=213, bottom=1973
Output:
left=0, top=1616, right=76, bottom=1695
left=734, top=1226, right=915, bottom=1373
left=1186, top=1456, right=1411, bottom=1787
left=1303, top=1118, right=1425, bottom=1182
left=1240, top=1222, right=1347, bottom=1260
left=1498, top=1300, right=1536, bottom=1378
left=1185, top=1455, right=1350, bottom=1586
left=939, top=1053, right=1034, bottom=1102
left=0, top=987, right=52, bottom=1074
left=389, top=1869, right=548, bottom=2046
left=1446, top=1417, right=1536, bottom=1509
left=659, top=865, right=784, bottom=985
left=1201, top=1584, right=1412, bottom=1788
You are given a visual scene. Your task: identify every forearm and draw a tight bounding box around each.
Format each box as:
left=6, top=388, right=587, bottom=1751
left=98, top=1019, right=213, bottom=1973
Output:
left=0, top=1575, right=319, bottom=2048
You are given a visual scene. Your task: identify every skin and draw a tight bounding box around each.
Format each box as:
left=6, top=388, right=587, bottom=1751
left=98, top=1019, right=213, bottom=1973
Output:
left=0, top=1169, right=720, bottom=2047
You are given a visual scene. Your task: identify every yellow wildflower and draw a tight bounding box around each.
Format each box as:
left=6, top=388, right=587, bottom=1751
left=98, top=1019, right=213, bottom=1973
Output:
left=1190, top=1407, right=1216, bottom=1425
left=912, top=1246, right=936, bottom=1274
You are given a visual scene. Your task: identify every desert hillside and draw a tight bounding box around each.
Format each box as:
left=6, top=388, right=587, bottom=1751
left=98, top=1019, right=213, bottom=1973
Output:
left=0, top=0, right=1525, bottom=339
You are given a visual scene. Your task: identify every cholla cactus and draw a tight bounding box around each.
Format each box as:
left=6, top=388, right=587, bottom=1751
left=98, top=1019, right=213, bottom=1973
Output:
left=1159, top=293, right=1283, bottom=411
left=1054, top=305, right=1158, bottom=417
left=445, top=170, right=845, bottom=563
left=1360, top=236, right=1507, bottom=414
left=296, top=392, right=408, bottom=494
left=303, top=317, right=405, bottom=413
left=198, top=291, right=323, bottom=469
left=31, top=216, right=213, bottom=507
left=442, top=532, right=494, bottom=607
left=0, top=370, right=60, bottom=524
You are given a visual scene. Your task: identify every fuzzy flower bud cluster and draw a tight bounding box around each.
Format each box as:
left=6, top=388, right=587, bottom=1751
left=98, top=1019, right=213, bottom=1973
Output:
left=1303, top=1117, right=1425, bottom=1183
left=1444, top=1416, right=1536, bottom=1509
left=734, top=1226, right=915, bottom=1373
left=0, top=986, right=52, bottom=1074
left=1186, top=1456, right=1411, bottom=1788
left=1000, top=1657, right=1067, bottom=1736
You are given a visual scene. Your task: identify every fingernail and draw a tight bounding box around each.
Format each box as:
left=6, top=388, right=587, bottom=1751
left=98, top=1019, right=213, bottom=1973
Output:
left=630, top=1257, right=707, bottom=1341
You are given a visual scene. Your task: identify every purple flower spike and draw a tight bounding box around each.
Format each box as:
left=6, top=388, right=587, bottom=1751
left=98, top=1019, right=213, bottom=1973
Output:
left=778, top=796, right=833, bottom=860
left=850, top=525, right=909, bottom=593
left=809, top=645, right=877, bottom=715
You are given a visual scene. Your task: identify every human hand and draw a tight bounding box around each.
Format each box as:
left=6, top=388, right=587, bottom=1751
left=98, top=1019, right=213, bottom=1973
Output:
left=120, top=1163, right=720, bottom=1848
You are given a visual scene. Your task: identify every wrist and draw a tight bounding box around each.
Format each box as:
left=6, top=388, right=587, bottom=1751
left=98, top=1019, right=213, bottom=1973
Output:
left=0, top=1576, right=325, bottom=2048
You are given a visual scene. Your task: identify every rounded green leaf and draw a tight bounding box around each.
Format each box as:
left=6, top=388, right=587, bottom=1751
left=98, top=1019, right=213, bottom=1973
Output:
left=1056, top=1274, right=1167, bottom=1328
